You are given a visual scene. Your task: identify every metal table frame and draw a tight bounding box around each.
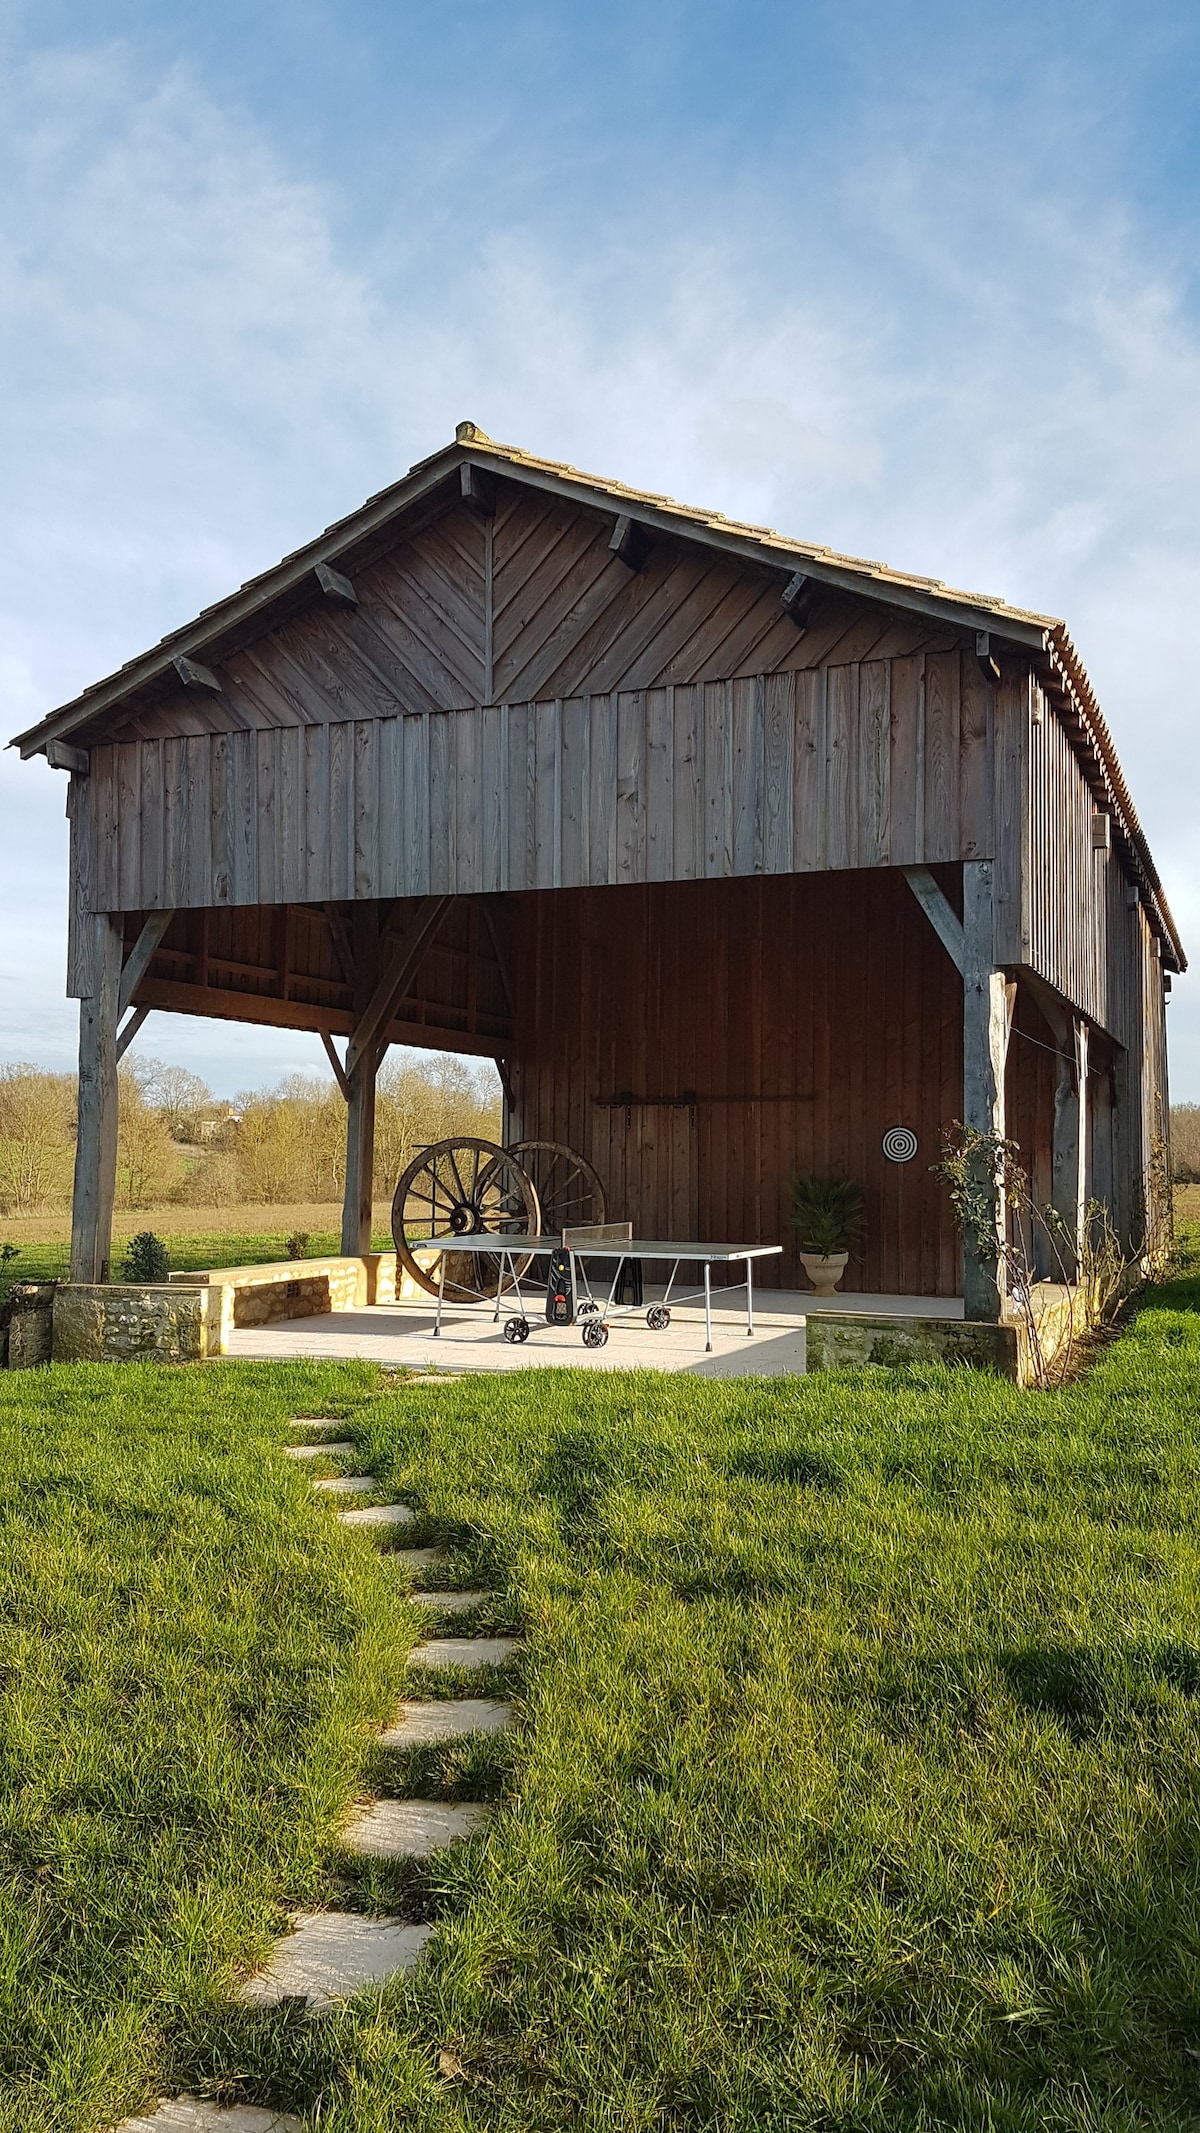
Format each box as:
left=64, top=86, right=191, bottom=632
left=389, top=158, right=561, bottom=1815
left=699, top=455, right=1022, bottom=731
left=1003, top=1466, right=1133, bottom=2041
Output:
left=417, top=1236, right=783, bottom=1351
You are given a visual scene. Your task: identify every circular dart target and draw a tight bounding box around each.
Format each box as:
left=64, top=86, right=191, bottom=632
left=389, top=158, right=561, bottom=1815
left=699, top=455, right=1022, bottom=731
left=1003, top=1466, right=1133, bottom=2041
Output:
left=881, top=1126, right=919, bottom=1164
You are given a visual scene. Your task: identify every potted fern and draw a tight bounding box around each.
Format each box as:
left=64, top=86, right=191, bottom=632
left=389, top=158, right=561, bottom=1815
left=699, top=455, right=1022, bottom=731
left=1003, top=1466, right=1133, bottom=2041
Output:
left=790, top=1175, right=864, bottom=1295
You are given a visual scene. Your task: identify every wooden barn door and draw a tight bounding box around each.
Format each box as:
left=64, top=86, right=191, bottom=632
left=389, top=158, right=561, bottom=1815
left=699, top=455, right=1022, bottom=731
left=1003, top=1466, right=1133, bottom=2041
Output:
left=592, top=1100, right=698, bottom=1240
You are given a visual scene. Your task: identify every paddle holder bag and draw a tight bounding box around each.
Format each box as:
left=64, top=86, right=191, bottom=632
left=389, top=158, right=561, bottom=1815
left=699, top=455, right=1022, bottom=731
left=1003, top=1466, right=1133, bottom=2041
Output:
left=545, top=1246, right=576, bottom=1326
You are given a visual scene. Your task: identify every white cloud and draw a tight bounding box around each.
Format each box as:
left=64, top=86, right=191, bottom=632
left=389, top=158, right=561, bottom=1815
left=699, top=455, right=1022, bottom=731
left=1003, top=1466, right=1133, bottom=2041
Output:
left=1, top=33, right=1197, bottom=1095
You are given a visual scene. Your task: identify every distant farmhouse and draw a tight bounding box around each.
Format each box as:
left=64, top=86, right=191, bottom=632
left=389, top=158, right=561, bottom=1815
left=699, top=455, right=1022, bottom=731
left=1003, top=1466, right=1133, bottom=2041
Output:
left=13, top=424, right=1183, bottom=1316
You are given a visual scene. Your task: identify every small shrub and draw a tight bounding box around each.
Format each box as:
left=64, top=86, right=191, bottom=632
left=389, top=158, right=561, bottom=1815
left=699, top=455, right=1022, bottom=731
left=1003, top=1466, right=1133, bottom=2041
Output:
left=284, top=1230, right=311, bottom=1260
left=790, top=1175, right=864, bottom=1255
left=121, top=1231, right=170, bottom=1284
left=0, top=1242, right=18, bottom=1302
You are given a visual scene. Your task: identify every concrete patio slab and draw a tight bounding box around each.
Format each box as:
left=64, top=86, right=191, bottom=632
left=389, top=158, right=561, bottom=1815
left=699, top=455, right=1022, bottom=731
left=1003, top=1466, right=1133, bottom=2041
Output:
left=381, top=1699, right=513, bottom=1746
left=407, top=1637, right=518, bottom=1670
left=116, top=2103, right=302, bottom=2133
left=337, top=1502, right=414, bottom=1528
left=341, top=1798, right=492, bottom=1858
left=284, top=1441, right=357, bottom=1460
left=313, top=1474, right=377, bottom=1494
left=236, top=1910, right=432, bottom=2008
left=409, top=1590, right=489, bottom=1614
left=230, top=1288, right=964, bottom=1377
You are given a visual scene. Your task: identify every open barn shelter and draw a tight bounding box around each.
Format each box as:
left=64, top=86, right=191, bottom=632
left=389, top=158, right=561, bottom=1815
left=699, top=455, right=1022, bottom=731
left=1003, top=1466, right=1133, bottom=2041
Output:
left=12, top=422, right=1183, bottom=1342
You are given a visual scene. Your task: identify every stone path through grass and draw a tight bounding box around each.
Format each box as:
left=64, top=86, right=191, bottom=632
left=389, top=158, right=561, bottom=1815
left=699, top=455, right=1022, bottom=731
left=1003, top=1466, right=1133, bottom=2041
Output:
left=117, top=1403, right=516, bottom=2131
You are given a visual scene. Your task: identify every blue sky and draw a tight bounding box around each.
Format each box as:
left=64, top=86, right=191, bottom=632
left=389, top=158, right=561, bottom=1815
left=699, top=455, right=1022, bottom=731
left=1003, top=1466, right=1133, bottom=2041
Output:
left=2, top=0, right=1198, bottom=1096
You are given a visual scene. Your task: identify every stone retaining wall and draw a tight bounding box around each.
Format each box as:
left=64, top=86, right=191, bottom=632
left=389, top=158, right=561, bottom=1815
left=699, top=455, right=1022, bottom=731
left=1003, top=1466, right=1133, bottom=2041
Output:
left=52, top=1283, right=219, bottom=1364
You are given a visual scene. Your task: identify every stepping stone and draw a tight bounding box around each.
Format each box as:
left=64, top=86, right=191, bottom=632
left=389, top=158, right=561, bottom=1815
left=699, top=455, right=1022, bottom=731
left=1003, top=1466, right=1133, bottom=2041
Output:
left=115, top=2103, right=302, bottom=2132
left=314, top=1474, right=377, bottom=1494
left=380, top=1699, right=513, bottom=1747
left=236, top=1910, right=433, bottom=2009
left=284, top=1441, right=356, bottom=1460
left=387, top=1547, right=450, bottom=1578
left=288, top=1417, right=343, bottom=1431
left=408, top=1637, right=519, bottom=1670
left=338, top=1502, right=414, bottom=1528
left=341, top=1798, right=492, bottom=1858
left=409, top=1590, right=489, bottom=1614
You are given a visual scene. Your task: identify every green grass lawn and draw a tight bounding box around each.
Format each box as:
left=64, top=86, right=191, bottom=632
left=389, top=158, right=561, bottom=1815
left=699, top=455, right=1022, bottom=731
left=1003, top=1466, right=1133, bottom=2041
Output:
left=1, top=1224, right=398, bottom=1289
left=3, top=1237, right=1200, bottom=2130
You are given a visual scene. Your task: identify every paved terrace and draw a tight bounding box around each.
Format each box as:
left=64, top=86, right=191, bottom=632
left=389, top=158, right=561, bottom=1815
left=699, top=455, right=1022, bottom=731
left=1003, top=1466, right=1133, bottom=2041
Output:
left=227, top=1288, right=965, bottom=1377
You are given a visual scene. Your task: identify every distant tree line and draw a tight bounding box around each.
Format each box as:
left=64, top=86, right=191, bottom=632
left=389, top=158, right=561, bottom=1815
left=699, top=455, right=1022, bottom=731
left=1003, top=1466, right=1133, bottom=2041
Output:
left=1171, top=1104, right=1200, bottom=1186
left=0, top=1055, right=501, bottom=1213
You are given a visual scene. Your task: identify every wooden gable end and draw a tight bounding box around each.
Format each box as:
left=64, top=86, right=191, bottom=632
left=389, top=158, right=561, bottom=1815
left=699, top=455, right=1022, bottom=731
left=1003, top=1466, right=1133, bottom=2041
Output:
left=104, top=481, right=959, bottom=745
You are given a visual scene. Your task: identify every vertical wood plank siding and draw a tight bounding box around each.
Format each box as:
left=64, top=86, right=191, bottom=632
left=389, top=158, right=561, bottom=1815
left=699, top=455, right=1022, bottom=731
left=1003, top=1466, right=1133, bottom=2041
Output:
left=1023, top=681, right=1153, bottom=1053
left=85, top=650, right=991, bottom=908
left=505, top=871, right=962, bottom=1296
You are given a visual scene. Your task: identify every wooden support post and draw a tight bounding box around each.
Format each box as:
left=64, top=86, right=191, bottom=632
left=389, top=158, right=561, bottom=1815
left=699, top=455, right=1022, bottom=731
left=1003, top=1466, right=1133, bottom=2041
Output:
left=961, top=861, right=1010, bottom=1321
left=70, top=914, right=123, bottom=1284
left=1049, top=1014, right=1090, bottom=1278
left=341, top=907, right=380, bottom=1257
left=341, top=1044, right=378, bottom=1256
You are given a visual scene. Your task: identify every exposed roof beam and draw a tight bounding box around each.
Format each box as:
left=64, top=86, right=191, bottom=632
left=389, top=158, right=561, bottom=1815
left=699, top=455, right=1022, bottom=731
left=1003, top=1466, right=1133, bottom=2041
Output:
left=460, top=462, right=496, bottom=518
left=975, top=631, right=1001, bottom=684
left=782, top=571, right=816, bottom=625
left=172, top=654, right=222, bottom=693
left=314, top=561, right=358, bottom=608
left=609, top=515, right=649, bottom=572
left=46, top=739, right=89, bottom=774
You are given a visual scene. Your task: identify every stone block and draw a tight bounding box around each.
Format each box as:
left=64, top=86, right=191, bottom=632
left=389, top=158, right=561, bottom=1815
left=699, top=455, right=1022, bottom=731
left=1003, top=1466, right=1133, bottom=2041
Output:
left=338, top=1502, right=414, bottom=1528
left=385, top=1547, right=450, bottom=1578
left=380, top=1699, right=513, bottom=1747
left=115, top=2100, right=302, bottom=2132
left=283, top=1441, right=357, bottom=1460
left=313, top=1475, right=377, bottom=1495
left=407, top=1637, right=518, bottom=1670
left=7, top=1285, right=55, bottom=1368
left=236, top=1910, right=432, bottom=2009
left=52, top=1284, right=218, bottom=1364
left=340, top=1798, right=491, bottom=1858
left=409, top=1590, right=488, bottom=1614
left=804, top=1312, right=1021, bottom=1379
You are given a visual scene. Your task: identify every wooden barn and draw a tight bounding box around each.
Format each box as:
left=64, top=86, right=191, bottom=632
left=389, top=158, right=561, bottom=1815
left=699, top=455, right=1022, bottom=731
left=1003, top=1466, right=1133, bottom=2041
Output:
left=12, top=423, right=1183, bottom=1325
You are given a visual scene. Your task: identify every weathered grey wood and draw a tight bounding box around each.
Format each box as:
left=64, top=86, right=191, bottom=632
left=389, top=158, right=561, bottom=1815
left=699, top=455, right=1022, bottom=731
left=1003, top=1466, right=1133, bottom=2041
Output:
left=315, top=561, right=358, bottom=608
left=118, top=910, right=175, bottom=1016
left=115, top=1003, right=150, bottom=1061
left=961, top=859, right=1009, bottom=1320
left=902, top=868, right=965, bottom=974
left=610, top=515, right=649, bottom=571
left=781, top=570, right=814, bottom=623
left=70, top=914, right=123, bottom=1284
left=322, top=1030, right=349, bottom=1099
left=348, top=896, right=452, bottom=1071
left=173, top=654, right=222, bottom=693
left=47, top=739, right=89, bottom=774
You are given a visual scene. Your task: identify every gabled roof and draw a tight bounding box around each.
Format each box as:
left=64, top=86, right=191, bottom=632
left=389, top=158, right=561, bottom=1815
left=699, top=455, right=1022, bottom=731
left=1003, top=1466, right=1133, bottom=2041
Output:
left=10, top=421, right=1183, bottom=969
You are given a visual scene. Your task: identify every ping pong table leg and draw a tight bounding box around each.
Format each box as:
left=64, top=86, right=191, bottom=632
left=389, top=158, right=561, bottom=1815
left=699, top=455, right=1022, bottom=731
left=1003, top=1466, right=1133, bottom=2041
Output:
left=746, top=1256, right=754, bottom=1336
left=704, top=1260, right=713, bottom=1352
left=434, top=1249, right=446, bottom=1336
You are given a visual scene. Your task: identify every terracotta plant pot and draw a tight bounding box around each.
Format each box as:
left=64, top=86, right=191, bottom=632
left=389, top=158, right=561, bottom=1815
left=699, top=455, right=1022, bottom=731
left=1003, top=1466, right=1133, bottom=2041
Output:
left=798, top=1250, right=849, bottom=1297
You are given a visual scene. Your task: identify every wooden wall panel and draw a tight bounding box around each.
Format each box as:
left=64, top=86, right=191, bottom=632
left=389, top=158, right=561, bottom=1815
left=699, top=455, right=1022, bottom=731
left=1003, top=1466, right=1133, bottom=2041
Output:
left=89, top=654, right=1002, bottom=923
left=505, top=870, right=962, bottom=1296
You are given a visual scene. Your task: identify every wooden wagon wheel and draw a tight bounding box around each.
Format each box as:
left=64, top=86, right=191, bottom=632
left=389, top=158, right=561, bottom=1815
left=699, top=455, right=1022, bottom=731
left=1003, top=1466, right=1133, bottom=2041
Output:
left=506, top=1139, right=608, bottom=1237
left=391, top=1136, right=542, bottom=1302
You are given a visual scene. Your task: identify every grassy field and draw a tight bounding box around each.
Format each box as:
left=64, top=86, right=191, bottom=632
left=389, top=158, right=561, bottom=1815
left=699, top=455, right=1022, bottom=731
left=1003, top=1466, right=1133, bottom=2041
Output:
left=2, top=1238, right=1200, bottom=2129
left=0, top=1205, right=399, bottom=1288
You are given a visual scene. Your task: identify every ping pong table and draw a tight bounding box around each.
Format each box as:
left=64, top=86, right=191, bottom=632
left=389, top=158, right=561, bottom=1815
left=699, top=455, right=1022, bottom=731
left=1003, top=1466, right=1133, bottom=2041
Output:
left=409, top=1225, right=783, bottom=1353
